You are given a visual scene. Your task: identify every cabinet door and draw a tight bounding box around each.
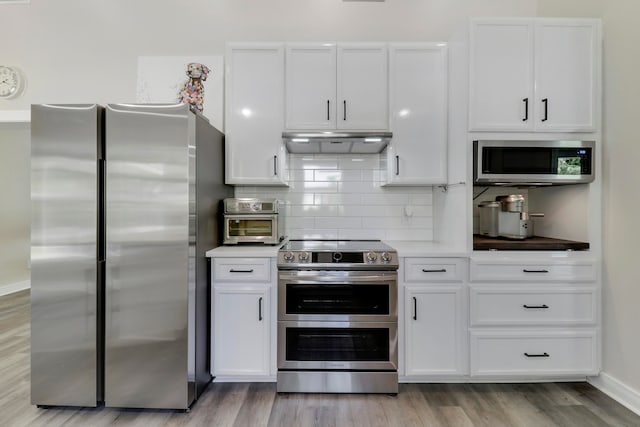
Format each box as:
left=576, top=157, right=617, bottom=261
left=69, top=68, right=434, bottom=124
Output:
left=534, top=20, right=599, bottom=132
left=469, top=19, right=534, bottom=131
left=225, top=44, right=288, bottom=185
left=285, top=44, right=337, bottom=129
left=384, top=44, right=448, bottom=185
left=337, top=44, right=388, bottom=130
left=213, top=287, right=270, bottom=376
left=405, top=286, right=465, bottom=376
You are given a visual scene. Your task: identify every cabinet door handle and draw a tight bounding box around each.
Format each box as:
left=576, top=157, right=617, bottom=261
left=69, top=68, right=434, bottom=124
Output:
left=422, top=268, right=447, bottom=273
left=524, top=352, right=549, bottom=358
left=522, top=98, right=529, bottom=121
left=343, top=100, right=347, bottom=121
left=395, top=155, right=400, bottom=176
left=522, top=269, right=549, bottom=273
left=327, top=100, right=330, bottom=121
left=273, top=155, right=278, bottom=176
left=542, top=98, right=548, bottom=122
left=229, top=269, right=254, bottom=273
left=258, top=297, right=263, bottom=321
left=523, top=304, right=549, bottom=309
left=412, top=296, right=417, bottom=321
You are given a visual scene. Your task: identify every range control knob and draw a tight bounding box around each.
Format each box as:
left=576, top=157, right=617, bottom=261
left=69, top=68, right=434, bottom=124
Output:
left=283, top=251, right=295, bottom=262
left=366, top=251, right=378, bottom=263
left=381, top=251, right=392, bottom=263
left=298, top=251, right=310, bottom=262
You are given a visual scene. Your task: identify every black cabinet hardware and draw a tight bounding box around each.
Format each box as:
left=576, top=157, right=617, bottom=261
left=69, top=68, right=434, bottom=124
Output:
left=422, top=268, right=447, bottom=273
left=229, top=269, right=254, bottom=273
left=258, top=297, right=263, bottom=321
left=522, top=98, right=529, bottom=121
left=412, top=296, right=417, bottom=321
left=523, top=304, right=549, bottom=309
left=326, top=100, right=330, bottom=121
left=523, top=269, right=549, bottom=273
left=395, top=155, right=400, bottom=176
left=343, top=100, right=347, bottom=121
left=542, top=98, right=548, bottom=121
left=524, top=352, right=549, bottom=358
left=273, top=155, right=278, bottom=176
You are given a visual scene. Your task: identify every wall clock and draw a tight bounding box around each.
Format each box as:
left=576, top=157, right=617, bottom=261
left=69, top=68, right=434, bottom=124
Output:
left=0, top=66, right=26, bottom=99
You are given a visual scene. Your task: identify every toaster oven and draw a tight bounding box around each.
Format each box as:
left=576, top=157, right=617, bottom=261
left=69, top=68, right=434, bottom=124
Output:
left=223, top=198, right=286, bottom=245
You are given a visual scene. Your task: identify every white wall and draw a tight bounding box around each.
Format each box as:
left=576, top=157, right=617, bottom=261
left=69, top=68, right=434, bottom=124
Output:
left=539, top=0, right=640, bottom=405
left=0, top=123, right=30, bottom=287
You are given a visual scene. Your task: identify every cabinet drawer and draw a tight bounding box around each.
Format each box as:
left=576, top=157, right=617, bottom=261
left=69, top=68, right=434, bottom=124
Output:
left=470, top=259, right=596, bottom=282
left=470, top=330, right=597, bottom=377
left=404, top=258, right=465, bottom=282
left=213, top=258, right=271, bottom=282
left=470, top=287, right=597, bottom=326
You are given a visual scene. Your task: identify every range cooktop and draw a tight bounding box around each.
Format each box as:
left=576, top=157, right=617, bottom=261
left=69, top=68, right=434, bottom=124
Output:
left=278, top=240, right=398, bottom=270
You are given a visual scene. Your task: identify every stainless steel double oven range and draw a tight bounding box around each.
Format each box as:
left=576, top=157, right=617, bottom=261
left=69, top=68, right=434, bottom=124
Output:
left=277, top=240, right=399, bottom=394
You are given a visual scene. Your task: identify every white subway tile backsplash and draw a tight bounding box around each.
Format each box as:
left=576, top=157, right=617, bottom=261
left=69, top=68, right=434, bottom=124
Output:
left=315, top=217, right=363, bottom=229
left=314, top=193, right=362, bottom=206
left=315, top=169, right=362, bottom=182
left=234, top=153, right=435, bottom=241
left=338, top=156, right=380, bottom=170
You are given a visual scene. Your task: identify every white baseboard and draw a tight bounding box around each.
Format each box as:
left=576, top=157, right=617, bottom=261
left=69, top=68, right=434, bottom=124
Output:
left=589, top=372, right=640, bottom=416
left=0, top=280, right=30, bottom=297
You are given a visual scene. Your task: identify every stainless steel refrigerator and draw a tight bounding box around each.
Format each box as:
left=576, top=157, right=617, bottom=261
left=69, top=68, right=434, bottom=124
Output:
left=30, top=103, right=232, bottom=410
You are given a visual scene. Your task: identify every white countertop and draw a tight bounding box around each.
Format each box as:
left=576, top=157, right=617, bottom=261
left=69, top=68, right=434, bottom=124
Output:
left=383, top=240, right=470, bottom=258
left=206, top=241, right=287, bottom=258
left=205, top=240, right=596, bottom=260
left=207, top=240, right=471, bottom=259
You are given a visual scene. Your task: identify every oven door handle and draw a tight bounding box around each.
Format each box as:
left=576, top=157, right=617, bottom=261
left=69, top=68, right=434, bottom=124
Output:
left=278, top=273, right=396, bottom=284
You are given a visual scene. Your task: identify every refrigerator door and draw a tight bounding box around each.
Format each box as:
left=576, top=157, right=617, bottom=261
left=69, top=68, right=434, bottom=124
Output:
left=30, top=104, right=103, bottom=407
left=105, top=104, right=191, bottom=409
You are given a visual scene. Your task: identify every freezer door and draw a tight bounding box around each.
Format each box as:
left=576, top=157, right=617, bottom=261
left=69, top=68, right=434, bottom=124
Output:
left=30, top=104, right=102, bottom=407
left=105, top=104, right=191, bottom=409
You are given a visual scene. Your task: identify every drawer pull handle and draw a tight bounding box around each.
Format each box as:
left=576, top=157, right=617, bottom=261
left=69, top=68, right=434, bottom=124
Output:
left=412, top=296, right=417, bottom=321
left=523, top=304, right=549, bottom=309
left=229, top=269, right=254, bottom=273
left=258, top=297, right=263, bottom=321
left=522, top=269, right=549, bottom=273
left=524, top=352, right=550, bottom=358
left=422, top=268, right=447, bottom=273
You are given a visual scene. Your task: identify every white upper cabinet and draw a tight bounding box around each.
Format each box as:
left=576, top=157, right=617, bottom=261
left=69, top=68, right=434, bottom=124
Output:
left=285, top=44, right=337, bottom=130
left=534, top=20, right=599, bottom=132
left=225, top=44, right=289, bottom=186
left=469, top=18, right=599, bottom=132
left=383, top=44, right=448, bottom=185
left=285, top=43, right=388, bottom=130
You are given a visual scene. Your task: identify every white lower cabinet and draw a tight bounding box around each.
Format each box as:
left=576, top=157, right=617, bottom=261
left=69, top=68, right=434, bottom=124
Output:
left=405, top=286, right=465, bottom=376
left=402, top=257, right=467, bottom=379
left=469, top=254, right=600, bottom=379
left=211, top=257, right=275, bottom=380
left=213, top=286, right=270, bottom=377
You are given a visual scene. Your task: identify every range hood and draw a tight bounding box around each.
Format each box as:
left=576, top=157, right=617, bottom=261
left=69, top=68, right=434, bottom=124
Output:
left=282, top=131, right=392, bottom=154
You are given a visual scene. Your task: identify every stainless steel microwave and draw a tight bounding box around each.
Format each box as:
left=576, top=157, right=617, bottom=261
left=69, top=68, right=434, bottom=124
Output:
left=473, top=140, right=595, bottom=186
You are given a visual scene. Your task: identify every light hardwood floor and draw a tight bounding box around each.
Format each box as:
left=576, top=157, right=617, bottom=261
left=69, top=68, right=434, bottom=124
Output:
left=2, top=289, right=639, bottom=427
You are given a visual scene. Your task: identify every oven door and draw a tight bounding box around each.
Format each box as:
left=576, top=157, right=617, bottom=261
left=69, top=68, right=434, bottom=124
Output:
left=278, top=321, right=398, bottom=371
left=278, top=270, right=397, bottom=322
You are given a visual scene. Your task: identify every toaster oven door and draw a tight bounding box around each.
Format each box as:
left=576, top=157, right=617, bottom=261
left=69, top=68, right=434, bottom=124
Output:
left=223, top=214, right=279, bottom=244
